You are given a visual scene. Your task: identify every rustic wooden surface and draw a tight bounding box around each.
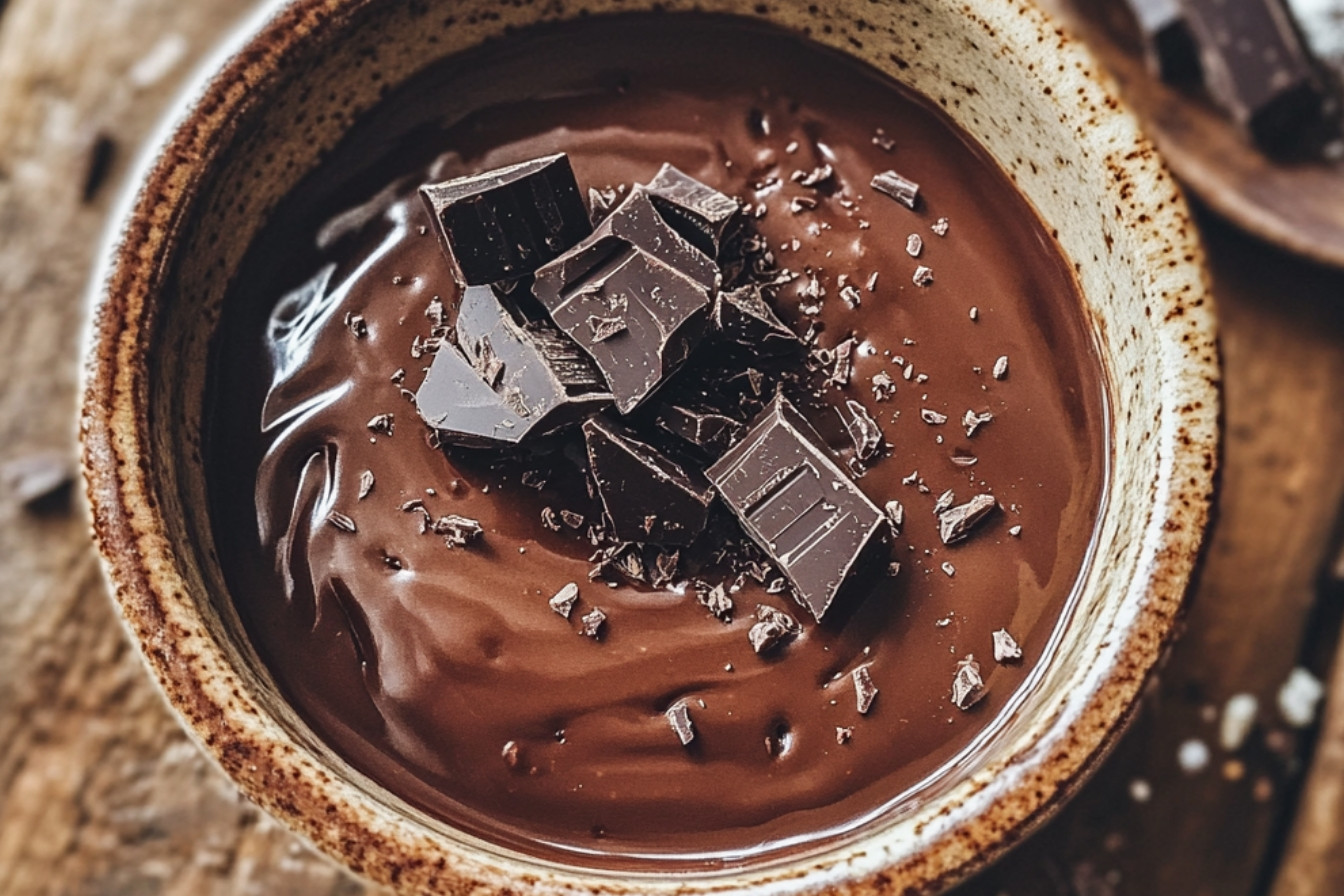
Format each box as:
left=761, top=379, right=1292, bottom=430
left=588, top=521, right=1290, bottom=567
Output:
left=3, top=1, right=1344, bottom=894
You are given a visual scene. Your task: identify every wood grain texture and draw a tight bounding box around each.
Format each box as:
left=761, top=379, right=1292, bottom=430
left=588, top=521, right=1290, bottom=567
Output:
left=2, top=1, right=1343, bottom=894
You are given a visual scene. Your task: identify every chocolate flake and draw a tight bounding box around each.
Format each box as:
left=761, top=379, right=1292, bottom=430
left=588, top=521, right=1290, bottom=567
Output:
left=707, top=396, right=889, bottom=622
left=579, top=607, right=607, bottom=639
left=830, top=337, right=857, bottom=386
left=939, top=494, right=998, bottom=544
left=912, top=265, right=934, bottom=287
left=871, top=170, right=920, bottom=209
left=839, top=284, right=863, bottom=309
left=852, top=664, right=879, bottom=714
left=871, top=372, right=896, bottom=401
left=367, top=413, right=395, bottom=436
left=357, top=470, right=375, bottom=500
left=883, top=499, right=905, bottom=534
left=993, top=355, right=1009, bottom=380
left=666, top=699, right=696, bottom=746
left=952, top=655, right=986, bottom=709
left=839, top=400, right=883, bottom=462
left=583, top=416, right=714, bottom=546
left=549, top=582, right=580, bottom=619
left=698, top=582, right=735, bottom=622
left=905, top=233, right=923, bottom=257
left=933, top=488, right=956, bottom=516
left=792, top=163, right=835, bottom=188
left=931, top=217, right=950, bottom=236
left=962, top=408, right=994, bottom=438
left=748, top=604, right=801, bottom=654
left=920, top=408, right=948, bottom=425
left=434, top=514, right=484, bottom=547
left=993, top=628, right=1023, bottom=663
left=326, top=510, right=357, bottom=533
left=345, top=312, right=368, bottom=339
left=420, top=153, right=592, bottom=284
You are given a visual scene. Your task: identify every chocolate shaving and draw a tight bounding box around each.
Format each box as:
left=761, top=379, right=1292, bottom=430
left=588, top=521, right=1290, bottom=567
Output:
left=434, top=514, right=484, bottom=547
left=962, top=408, right=994, bottom=438
left=579, top=607, right=607, bottom=639
left=326, top=510, right=357, bottom=533
left=792, top=163, right=835, bottom=188
left=748, top=604, right=801, bottom=654
left=992, top=629, right=1023, bottom=663
left=938, top=494, right=998, bottom=545
left=357, top=470, right=375, bottom=500
left=549, top=582, right=580, bottom=619
left=666, top=699, right=695, bottom=746
left=871, top=170, right=920, bottom=209
left=852, top=664, right=879, bottom=714
left=951, top=655, right=985, bottom=710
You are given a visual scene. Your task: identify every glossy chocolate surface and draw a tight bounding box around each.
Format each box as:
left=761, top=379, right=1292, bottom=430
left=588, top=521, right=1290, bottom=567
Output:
left=205, top=14, right=1107, bottom=870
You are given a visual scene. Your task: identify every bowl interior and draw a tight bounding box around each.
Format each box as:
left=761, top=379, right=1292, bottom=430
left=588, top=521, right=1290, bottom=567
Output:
left=85, top=0, right=1217, bottom=892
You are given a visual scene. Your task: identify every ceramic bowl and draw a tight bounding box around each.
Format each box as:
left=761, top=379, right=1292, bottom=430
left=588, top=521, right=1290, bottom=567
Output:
left=80, top=0, right=1219, bottom=892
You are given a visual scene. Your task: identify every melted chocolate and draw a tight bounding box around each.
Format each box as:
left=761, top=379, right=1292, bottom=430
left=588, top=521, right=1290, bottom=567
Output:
left=205, top=14, right=1107, bottom=871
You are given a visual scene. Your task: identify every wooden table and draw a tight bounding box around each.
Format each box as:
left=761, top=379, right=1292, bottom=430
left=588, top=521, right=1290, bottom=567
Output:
left=3, top=1, right=1344, bottom=893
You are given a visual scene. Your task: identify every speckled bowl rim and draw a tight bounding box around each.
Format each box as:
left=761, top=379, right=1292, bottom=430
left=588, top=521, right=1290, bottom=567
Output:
left=80, top=0, right=1220, bottom=893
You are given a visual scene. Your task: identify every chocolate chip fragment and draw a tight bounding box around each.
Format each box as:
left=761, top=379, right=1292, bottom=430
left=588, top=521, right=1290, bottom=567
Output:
left=852, top=664, right=878, bottom=714
left=707, top=395, right=890, bottom=622
left=992, top=355, right=1009, bottom=380
left=839, top=284, right=863, bottom=309
left=792, top=163, right=834, bottom=188
left=871, top=170, right=920, bottom=209
left=698, top=582, right=735, bottom=622
left=912, top=265, right=934, bottom=287
left=992, top=629, right=1023, bottom=663
left=580, top=607, right=607, bottom=639
left=666, top=699, right=696, bottom=746
left=366, top=413, right=395, bottom=436
left=931, top=217, right=950, bottom=236
left=839, top=400, right=883, bottom=462
left=933, top=488, right=956, bottom=516
left=434, top=514, right=484, bottom=547
left=2, top=452, right=75, bottom=513
left=417, top=285, right=612, bottom=446
left=420, top=153, right=592, bottom=284
left=656, top=405, right=748, bottom=455
left=962, top=408, right=994, bottom=437
left=345, top=312, right=368, bottom=339
left=905, top=233, right=923, bottom=257
left=920, top=408, right=947, bottom=425
left=326, top=510, right=357, bottom=533
left=583, top=415, right=714, bottom=546
left=644, top=163, right=742, bottom=257
left=883, top=499, right=905, bottom=535
left=357, top=469, right=375, bottom=500
left=748, top=604, right=801, bottom=654
left=550, top=582, right=580, bottom=619
left=951, top=655, right=985, bottom=709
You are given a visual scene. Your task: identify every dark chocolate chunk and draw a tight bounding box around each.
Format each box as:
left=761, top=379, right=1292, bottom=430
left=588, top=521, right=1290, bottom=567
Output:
left=951, top=655, right=985, bottom=710
left=697, top=582, right=735, bottom=621
left=656, top=404, right=748, bottom=455
left=419, top=153, right=592, bottom=285
left=839, top=400, right=883, bottom=463
left=712, top=284, right=802, bottom=354
left=748, top=604, right=801, bottom=654
left=580, top=606, right=607, bottom=639
left=644, top=163, right=742, bottom=257
left=665, top=699, right=695, bottom=746
left=582, top=415, right=714, bottom=546
left=550, top=582, right=580, bottom=619
left=706, top=395, right=890, bottom=622
left=416, top=285, right=612, bottom=446
left=650, top=550, right=681, bottom=588
left=871, top=170, right=920, bottom=209
left=1181, top=0, right=1324, bottom=147
left=938, top=494, right=998, bottom=545
left=1123, top=0, right=1201, bottom=81
left=852, top=664, right=878, bottom=714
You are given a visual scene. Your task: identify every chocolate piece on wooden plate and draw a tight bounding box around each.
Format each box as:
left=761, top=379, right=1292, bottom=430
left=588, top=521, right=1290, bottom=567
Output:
left=582, top=415, right=714, bottom=546
left=420, top=153, right=592, bottom=285
left=707, top=395, right=890, bottom=622
left=415, top=285, right=611, bottom=446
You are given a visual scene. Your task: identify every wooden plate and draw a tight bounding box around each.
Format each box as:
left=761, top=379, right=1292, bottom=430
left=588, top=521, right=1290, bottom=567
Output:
left=1039, top=0, right=1344, bottom=269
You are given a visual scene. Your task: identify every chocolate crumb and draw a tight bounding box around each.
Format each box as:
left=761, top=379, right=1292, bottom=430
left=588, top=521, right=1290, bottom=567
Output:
left=579, top=607, right=607, bottom=639
left=666, top=699, right=695, bottom=746
left=345, top=312, right=369, bottom=339
left=840, top=284, right=863, bottom=309
left=933, top=488, right=956, bottom=516
left=367, top=413, right=395, bottom=436
left=941, top=561, right=956, bottom=577
left=920, top=408, right=948, bottom=425
left=549, top=582, right=580, bottom=619
left=434, top=514, right=483, bottom=547
left=992, top=629, right=1023, bottom=663
left=852, top=664, right=878, bottom=714
left=357, top=470, right=375, bottom=500
left=993, top=355, right=1009, bottom=380
left=932, top=217, right=950, bottom=236
left=872, top=128, right=896, bottom=152
left=326, top=510, right=357, bottom=533
left=871, top=371, right=896, bottom=401
left=905, top=233, right=923, bottom=257
left=962, top=408, right=994, bottom=438
left=3, top=452, right=75, bottom=512
left=698, top=582, right=735, bottom=622
left=748, top=604, right=800, bottom=654
left=870, top=170, right=920, bottom=208
left=938, top=494, right=998, bottom=545
left=883, top=499, right=905, bottom=534
left=1008, top=524, right=1022, bottom=537
left=792, top=163, right=835, bottom=188
left=951, top=655, right=985, bottom=709
left=912, top=265, right=934, bottom=287
left=836, top=725, right=854, bottom=744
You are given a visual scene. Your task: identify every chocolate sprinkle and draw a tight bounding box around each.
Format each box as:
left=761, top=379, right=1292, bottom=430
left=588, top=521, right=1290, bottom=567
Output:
left=550, top=583, right=580, bottom=619
left=951, top=655, right=986, bottom=710
left=666, top=699, right=696, bottom=746
left=852, top=664, right=879, bottom=714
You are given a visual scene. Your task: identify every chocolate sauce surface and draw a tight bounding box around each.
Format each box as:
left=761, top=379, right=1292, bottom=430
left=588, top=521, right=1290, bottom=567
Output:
left=206, top=14, right=1107, bottom=870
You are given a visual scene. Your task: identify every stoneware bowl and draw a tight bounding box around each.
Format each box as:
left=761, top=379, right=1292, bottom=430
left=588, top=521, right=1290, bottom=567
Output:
left=80, top=0, right=1219, bottom=892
